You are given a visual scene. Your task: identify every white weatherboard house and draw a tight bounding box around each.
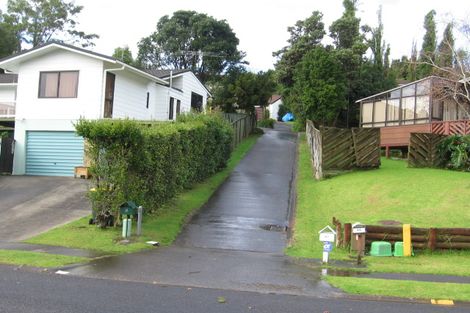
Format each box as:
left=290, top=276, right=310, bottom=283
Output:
left=0, top=73, right=17, bottom=119
left=0, top=42, right=210, bottom=176
left=268, top=95, right=282, bottom=121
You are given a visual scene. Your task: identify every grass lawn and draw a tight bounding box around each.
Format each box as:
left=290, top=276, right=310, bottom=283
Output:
left=288, top=134, right=470, bottom=278
left=24, top=134, right=260, bottom=255
left=0, top=250, right=88, bottom=268
left=326, top=276, right=470, bottom=302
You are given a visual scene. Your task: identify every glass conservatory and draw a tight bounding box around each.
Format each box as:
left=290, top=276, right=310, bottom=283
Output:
left=356, top=76, right=470, bottom=149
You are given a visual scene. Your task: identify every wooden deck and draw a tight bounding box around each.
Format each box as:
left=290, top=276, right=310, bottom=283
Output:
left=380, top=124, right=431, bottom=148
left=379, top=120, right=470, bottom=154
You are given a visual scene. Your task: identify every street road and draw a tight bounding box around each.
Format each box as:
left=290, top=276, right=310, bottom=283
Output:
left=0, top=266, right=466, bottom=313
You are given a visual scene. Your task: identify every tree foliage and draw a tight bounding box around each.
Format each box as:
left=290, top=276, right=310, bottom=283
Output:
left=212, top=68, right=276, bottom=113
left=3, top=0, right=98, bottom=48
left=437, top=23, right=455, bottom=68
left=417, top=10, right=437, bottom=78
left=290, top=46, right=347, bottom=127
left=273, top=1, right=395, bottom=129
left=136, top=10, right=245, bottom=83
left=0, top=11, right=19, bottom=58
left=273, top=11, right=325, bottom=93
left=112, top=46, right=134, bottom=65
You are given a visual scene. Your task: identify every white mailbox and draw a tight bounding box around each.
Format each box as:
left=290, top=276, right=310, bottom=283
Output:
left=318, top=225, right=337, bottom=242
left=352, top=222, right=366, bottom=234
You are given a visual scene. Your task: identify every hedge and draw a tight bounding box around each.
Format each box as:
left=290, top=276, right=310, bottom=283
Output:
left=75, top=114, right=233, bottom=224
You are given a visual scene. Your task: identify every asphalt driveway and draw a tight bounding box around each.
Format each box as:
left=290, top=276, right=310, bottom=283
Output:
left=0, top=176, right=90, bottom=242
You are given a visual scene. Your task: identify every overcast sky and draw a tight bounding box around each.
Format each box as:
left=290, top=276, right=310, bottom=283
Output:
left=1, top=0, right=469, bottom=71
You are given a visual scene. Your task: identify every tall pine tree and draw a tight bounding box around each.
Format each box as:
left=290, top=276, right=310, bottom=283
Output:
left=437, top=23, right=455, bottom=68
left=417, top=10, right=437, bottom=78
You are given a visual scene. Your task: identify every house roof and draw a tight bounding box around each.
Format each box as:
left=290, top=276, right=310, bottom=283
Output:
left=0, top=42, right=213, bottom=95
left=0, top=42, right=168, bottom=85
left=268, top=94, right=282, bottom=104
left=355, top=76, right=436, bottom=103
left=145, top=68, right=212, bottom=97
left=0, top=73, right=18, bottom=84
left=143, top=69, right=191, bottom=79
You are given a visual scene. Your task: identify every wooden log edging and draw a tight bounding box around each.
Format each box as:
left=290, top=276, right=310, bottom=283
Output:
left=342, top=223, right=470, bottom=251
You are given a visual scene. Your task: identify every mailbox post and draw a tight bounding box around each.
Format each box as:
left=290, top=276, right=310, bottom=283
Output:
left=119, top=201, right=137, bottom=239
left=318, top=226, right=337, bottom=263
left=351, top=222, right=367, bottom=257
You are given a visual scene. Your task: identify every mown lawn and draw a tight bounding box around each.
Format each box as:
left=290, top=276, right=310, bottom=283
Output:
left=0, top=250, right=87, bottom=268
left=326, top=276, right=470, bottom=302
left=288, top=134, right=470, bottom=276
left=24, top=134, right=260, bottom=255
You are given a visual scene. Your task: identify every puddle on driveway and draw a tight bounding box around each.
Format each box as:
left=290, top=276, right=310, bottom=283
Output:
left=259, top=224, right=287, bottom=232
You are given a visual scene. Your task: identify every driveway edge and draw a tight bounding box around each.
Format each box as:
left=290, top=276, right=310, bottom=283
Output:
left=286, top=131, right=299, bottom=241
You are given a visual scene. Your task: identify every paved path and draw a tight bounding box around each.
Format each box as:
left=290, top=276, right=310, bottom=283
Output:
left=65, top=124, right=341, bottom=297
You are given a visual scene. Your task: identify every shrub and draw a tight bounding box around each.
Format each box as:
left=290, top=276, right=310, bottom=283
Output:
left=257, top=118, right=275, bottom=128
left=277, top=104, right=289, bottom=121
left=438, top=134, right=470, bottom=171
left=75, top=113, right=233, bottom=226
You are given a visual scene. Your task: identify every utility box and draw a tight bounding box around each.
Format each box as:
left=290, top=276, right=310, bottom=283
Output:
left=351, top=222, right=366, bottom=256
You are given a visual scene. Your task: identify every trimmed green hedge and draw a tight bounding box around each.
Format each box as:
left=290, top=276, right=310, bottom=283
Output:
left=75, top=114, right=233, bottom=222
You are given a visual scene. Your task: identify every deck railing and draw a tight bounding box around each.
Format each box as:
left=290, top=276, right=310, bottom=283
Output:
left=431, top=120, right=470, bottom=136
left=0, top=102, right=15, bottom=118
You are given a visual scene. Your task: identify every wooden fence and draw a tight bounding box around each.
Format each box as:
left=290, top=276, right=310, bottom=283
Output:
left=224, top=113, right=256, bottom=148
left=306, top=121, right=322, bottom=179
left=306, top=121, right=381, bottom=179
left=336, top=220, right=470, bottom=251
left=408, top=133, right=446, bottom=167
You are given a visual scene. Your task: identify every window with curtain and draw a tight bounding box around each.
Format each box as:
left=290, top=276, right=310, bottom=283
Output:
left=401, top=97, right=415, bottom=121
left=39, top=71, right=79, bottom=98
left=373, top=99, right=386, bottom=124
left=362, top=101, right=373, bottom=124
left=387, top=98, right=400, bottom=124
left=415, top=96, right=430, bottom=119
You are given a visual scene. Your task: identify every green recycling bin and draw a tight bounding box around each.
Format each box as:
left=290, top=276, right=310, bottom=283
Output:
left=394, top=242, right=414, bottom=256
left=370, top=241, right=392, bottom=257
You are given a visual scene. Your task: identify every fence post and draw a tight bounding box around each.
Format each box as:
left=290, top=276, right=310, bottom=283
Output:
left=344, top=223, right=352, bottom=248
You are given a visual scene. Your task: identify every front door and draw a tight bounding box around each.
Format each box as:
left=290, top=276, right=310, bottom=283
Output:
left=104, top=73, right=115, bottom=118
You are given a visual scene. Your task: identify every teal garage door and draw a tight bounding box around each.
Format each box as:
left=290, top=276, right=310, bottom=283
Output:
left=26, top=131, right=84, bottom=176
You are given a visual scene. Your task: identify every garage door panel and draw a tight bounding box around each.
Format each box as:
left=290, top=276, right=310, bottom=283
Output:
left=26, top=131, right=84, bottom=177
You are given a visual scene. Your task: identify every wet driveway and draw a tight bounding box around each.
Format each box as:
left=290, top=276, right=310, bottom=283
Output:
left=175, top=123, right=297, bottom=253
left=65, top=124, right=340, bottom=297
left=0, top=176, right=90, bottom=242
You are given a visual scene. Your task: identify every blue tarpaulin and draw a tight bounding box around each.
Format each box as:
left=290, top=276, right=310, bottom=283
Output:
left=282, top=113, right=294, bottom=122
